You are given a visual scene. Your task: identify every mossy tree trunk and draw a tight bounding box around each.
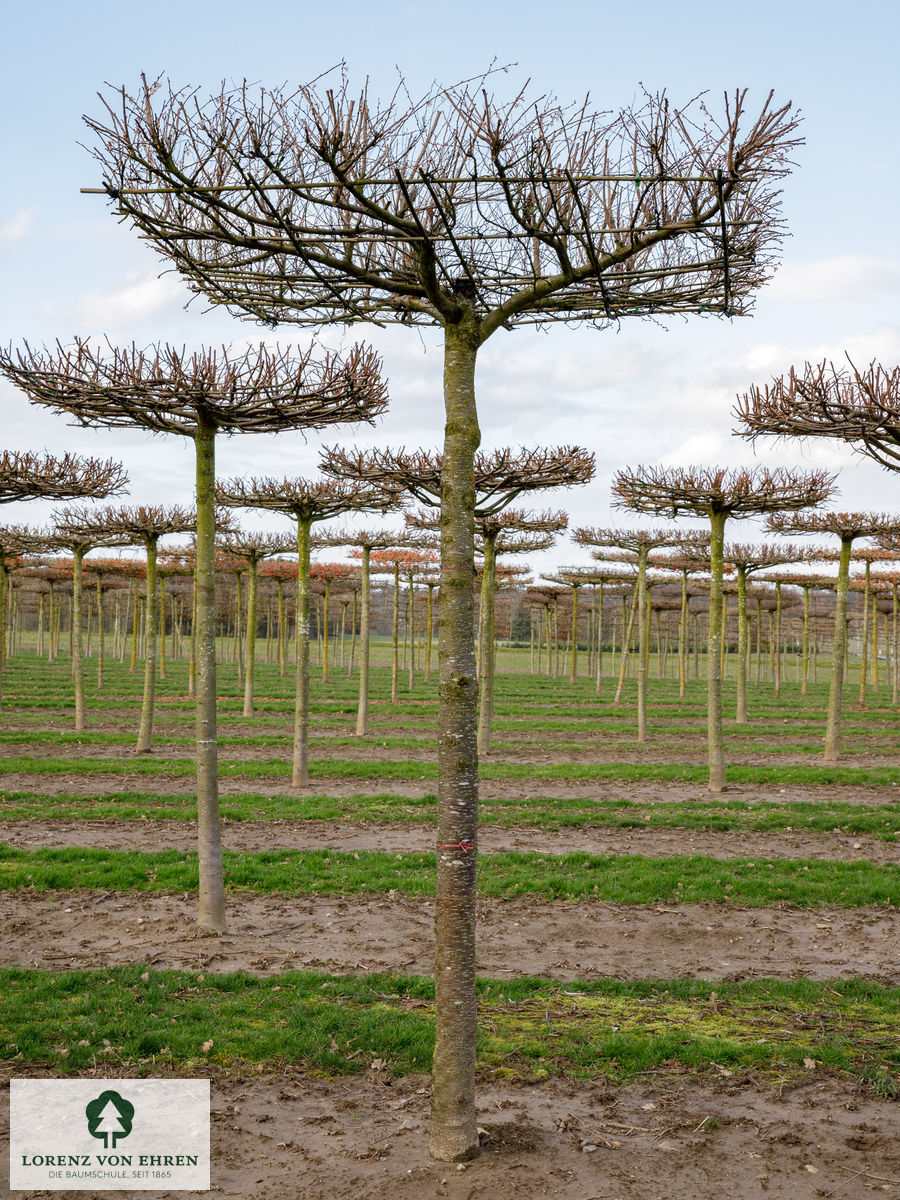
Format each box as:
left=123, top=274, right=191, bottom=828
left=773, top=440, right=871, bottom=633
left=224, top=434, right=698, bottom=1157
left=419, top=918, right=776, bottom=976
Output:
left=430, top=318, right=480, bottom=1164
left=292, top=515, right=312, bottom=786
left=355, top=546, right=371, bottom=735
left=135, top=537, right=158, bottom=752
left=476, top=532, right=497, bottom=755
left=824, top=536, right=853, bottom=764
left=707, top=510, right=727, bottom=792
left=194, top=413, right=227, bottom=934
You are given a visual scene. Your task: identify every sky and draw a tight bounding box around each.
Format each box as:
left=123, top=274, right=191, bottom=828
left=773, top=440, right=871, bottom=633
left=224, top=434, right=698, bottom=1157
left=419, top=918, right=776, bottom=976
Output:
left=2, top=0, right=899, bottom=577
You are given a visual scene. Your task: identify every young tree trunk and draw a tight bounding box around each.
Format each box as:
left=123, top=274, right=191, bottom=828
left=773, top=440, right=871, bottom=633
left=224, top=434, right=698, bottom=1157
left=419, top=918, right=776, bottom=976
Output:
left=243, top=555, right=259, bottom=717
left=391, top=562, right=400, bottom=704
left=476, top=533, right=497, bottom=755
left=425, top=584, right=434, bottom=683
left=71, top=548, right=87, bottom=731
left=858, top=561, right=871, bottom=707
left=158, top=574, right=167, bottom=680
left=135, top=538, right=157, bottom=753
left=801, top=585, right=810, bottom=696
left=355, top=545, right=371, bottom=735
left=735, top=567, right=749, bottom=723
left=292, top=516, right=313, bottom=786
left=824, top=537, right=853, bottom=763
left=595, top=581, right=604, bottom=695
left=707, top=510, right=727, bottom=792
left=430, top=320, right=480, bottom=1164
left=277, top=579, right=287, bottom=678
left=348, top=590, right=357, bottom=677
left=194, top=414, right=227, bottom=934
left=407, top=573, right=415, bottom=691
left=322, top=577, right=331, bottom=684
left=636, top=551, right=648, bottom=741
left=569, top=584, right=579, bottom=684
left=97, top=579, right=105, bottom=690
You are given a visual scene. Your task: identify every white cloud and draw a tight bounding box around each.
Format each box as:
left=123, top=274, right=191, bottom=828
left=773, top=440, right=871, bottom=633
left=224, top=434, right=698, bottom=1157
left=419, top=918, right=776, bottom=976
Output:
left=768, top=256, right=900, bottom=305
left=0, top=208, right=36, bottom=255
left=72, top=272, right=190, bottom=330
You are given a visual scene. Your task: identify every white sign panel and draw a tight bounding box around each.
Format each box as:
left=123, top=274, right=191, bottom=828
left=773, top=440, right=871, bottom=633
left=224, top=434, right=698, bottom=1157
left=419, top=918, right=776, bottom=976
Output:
left=10, top=1079, right=210, bottom=1190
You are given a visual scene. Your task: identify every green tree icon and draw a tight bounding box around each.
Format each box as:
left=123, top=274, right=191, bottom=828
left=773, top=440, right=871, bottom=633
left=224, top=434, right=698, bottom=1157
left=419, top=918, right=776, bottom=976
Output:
left=85, top=1090, right=134, bottom=1149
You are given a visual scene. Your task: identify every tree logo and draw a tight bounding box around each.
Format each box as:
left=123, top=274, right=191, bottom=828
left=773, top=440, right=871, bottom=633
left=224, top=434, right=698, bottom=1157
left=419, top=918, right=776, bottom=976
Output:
left=85, top=1090, right=134, bottom=1149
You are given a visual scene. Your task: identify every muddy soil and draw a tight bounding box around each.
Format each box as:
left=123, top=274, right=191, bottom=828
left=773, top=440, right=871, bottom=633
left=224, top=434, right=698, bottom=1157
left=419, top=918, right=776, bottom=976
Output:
left=2, top=769, right=895, bottom=808
left=1, top=890, right=895, bottom=983
left=2, top=817, right=897, bottom=865
left=3, top=1069, right=899, bottom=1200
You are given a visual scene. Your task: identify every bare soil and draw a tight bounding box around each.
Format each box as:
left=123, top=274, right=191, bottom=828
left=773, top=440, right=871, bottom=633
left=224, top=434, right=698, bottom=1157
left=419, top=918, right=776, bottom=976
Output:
left=1, top=816, right=897, bottom=864
left=3, top=1069, right=900, bottom=1200
left=1, top=889, right=896, bottom=983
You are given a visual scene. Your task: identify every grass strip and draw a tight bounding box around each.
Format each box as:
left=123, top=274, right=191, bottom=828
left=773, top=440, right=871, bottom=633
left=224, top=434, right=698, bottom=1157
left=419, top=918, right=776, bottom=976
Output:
left=0, top=791, right=897, bottom=840
left=1, top=967, right=897, bottom=1088
left=0, top=845, right=897, bottom=907
left=4, top=754, right=900, bottom=788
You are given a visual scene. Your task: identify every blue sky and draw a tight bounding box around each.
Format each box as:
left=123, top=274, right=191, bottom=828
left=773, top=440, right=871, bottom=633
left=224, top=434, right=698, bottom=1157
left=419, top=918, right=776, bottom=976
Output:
left=2, top=0, right=899, bottom=570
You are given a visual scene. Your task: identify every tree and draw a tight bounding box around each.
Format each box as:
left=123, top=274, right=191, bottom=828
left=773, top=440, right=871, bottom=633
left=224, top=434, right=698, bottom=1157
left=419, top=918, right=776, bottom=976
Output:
left=219, top=531, right=296, bottom=714
left=316, top=526, right=409, bottom=733
left=0, top=340, right=386, bottom=935
left=86, top=69, right=800, bottom=1161
left=764, top=512, right=900, bottom=761
left=612, top=466, right=834, bottom=791
left=723, top=543, right=815, bottom=718
left=214, top=475, right=397, bottom=786
left=0, top=453, right=127, bottom=710
left=572, top=527, right=683, bottom=740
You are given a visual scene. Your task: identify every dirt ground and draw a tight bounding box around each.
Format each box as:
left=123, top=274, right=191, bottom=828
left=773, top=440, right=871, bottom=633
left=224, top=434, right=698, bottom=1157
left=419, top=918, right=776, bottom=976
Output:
left=3, top=1068, right=900, bottom=1199
left=1, top=888, right=896, bottom=983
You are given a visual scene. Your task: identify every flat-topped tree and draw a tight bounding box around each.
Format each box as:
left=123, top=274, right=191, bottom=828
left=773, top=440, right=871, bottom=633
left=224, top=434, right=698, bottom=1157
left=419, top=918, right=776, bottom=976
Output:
left=59, top=504, right=197, bottom=750
left=612, top=466, right=834, bottom=792
left=327, top=448, right=592, bottom=755
left=766, top=512, right=900, bottom=761
left=316, top=527, right=411, bottom=734
left=572, top=527, right=683, bottom=740
left=410, top=504, right=567, bottom=751
left=86, top=69, right=799, bottom=1164
left=215, top=476, right=397, bottom=786
left=0, top=454, right=126, bottom=707
left=724, top=543, right=815, bottom=718
left=219, top=531, right=295, bottom=716
left=0, top=339, right=386, bottom=937
left=41, top=514, right=138, bottom=732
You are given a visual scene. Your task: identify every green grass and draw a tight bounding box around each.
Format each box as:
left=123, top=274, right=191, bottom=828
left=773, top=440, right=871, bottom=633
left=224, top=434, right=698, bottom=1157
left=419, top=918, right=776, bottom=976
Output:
left=1, top=844, right=898, bottom=906
left=2, top=966, right=897, bottom=1085
left=1, top=790, right=897, bottom=840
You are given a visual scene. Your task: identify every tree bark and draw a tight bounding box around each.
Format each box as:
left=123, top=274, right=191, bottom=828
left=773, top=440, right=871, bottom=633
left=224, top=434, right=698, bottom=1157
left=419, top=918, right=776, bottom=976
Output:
left=636, top=550, right=648, bottom=742
left=194, top=414, right=227, bottom=934
left=355, top=545, right=371, bottom=735
left=430, top=319, right=480, bottom=1164
left=292, top=515, right=312, bottom=786
left=735, top=566, right=749, bottom=723
left=476, top=533, right=497, bottom=755
left=824, top=536, right=853, bottom=763
left=135, top=538, right=157, bottom=752
left=707, top=510, right=727, bottom=792
left=242, top=555, right=259, bottom=716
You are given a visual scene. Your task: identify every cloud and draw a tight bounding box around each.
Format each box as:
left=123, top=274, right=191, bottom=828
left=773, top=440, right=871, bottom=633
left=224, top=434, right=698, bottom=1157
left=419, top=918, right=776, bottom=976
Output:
left=0, top=208, right=36, bottom=255
left=768, top=256, right=900, bottom=305
left=72, top=272, right=190, bottom=329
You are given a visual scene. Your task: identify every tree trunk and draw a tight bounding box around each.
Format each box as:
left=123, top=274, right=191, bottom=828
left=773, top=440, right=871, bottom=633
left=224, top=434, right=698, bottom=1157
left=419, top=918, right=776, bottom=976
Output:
left=355, top=546, right=371, bottom=735
left=71, top=548, right=87, bottom=731
left=824, top=537, right=853, bottom=763
left=292, top=515, right=313, bottom=786
left=242, top=555, right=259, bottom=716
left=430, top=320, right=480, bottom=1164
left=391, top=562, right=399, bottom=704
left=595, top=581, right=604, bottom=695
left=425, top=584, right=434, bottom=682
left=194, top=414, right=227, bottom=934
left=636, top=551, right=648, bottom=741
left=136, top=538, right=157, bottom=753
left=569, top=584, right=579, bottom=684
left=96, top=579, right=105, bottom=690
left=735, top=567, right=749, bottom=723
left=476, top=534, right=497, bottom=755
left=707, top=510, right=727, bottom=792
left=858, top=561, right=870, bottom=707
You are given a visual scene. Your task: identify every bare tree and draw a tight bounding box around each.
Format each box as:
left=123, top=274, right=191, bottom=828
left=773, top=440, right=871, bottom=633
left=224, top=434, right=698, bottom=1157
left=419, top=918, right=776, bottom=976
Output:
left=612, top=466, right=834, bottom=791
left=85, top=69, right=800, bottom=1161
left=318, top=527, right=413, bottom=733
left=215, top=476, right=397, bottom=785
left=765, top=512, right=900, bottom=760
left=0, top=340, right=385, bottom=935
left=0, top=454, right=126, bottom=709
left=572, top=527, right=683, bottom=740
left=219, top=531, right=296, bottom=715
